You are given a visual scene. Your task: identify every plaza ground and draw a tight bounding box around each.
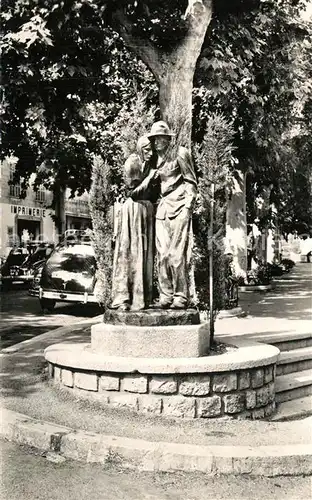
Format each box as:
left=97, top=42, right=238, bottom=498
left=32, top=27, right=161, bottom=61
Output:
left=0, top=263, right=311, bottom=497
left=1, top=265, right=311, bottom=445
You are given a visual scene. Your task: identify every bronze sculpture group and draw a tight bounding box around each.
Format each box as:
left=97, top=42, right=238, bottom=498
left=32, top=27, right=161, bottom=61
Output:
left=111, top=121, right=197, bottom=312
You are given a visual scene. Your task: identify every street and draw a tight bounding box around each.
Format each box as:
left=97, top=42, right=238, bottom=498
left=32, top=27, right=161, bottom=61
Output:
left=0, top=287, right=101, bottom=349
left=1, top=439, right=311, bottom=500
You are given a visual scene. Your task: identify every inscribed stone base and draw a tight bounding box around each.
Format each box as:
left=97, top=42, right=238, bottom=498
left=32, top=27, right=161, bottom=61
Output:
left=91, top=321, right=210, bottom=358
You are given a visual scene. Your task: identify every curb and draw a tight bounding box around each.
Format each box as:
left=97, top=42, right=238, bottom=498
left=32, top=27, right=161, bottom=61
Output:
left=0, top=315, right=103, bottom=354
left=238, top=284, right=274, bottom=292
left=217, top=307, right=247, bottom=319
left=1, top=409, right=312, bottom=476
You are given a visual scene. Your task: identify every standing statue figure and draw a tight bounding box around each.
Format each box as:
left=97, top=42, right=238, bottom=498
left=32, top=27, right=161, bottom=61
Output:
left=111, top=136, right=158, bottom=311
left=147, top=121, right=197, bottom=309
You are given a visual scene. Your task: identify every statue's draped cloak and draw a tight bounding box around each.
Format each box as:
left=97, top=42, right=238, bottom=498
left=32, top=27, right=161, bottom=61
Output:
left=111, top=153, right=155, bottom=310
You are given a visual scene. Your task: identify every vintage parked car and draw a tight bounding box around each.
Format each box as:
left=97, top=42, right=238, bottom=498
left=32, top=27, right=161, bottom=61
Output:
left=1, top=243, right=54, bottom=289
left=1, top=246, right=30, bottom=288
left=17, top=243, right=55, bottom=285
left=38, top=231, right=98, bottom=311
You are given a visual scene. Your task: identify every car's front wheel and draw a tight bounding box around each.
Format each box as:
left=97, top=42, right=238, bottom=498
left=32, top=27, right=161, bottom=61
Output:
left=40, top=298, right=56, bottom=312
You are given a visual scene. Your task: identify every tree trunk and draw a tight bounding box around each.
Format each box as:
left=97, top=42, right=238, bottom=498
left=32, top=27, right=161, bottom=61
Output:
left=266, top=228, right=276, bottom=264
left=54, top=186, right=66, bottom=240
left=114, top=0, right=213, bottom=146
left=225, top=170, right=248, bottom=277
left=160, top=0, right=213, bottom=146
left=159, top=71, right=193, bottom=148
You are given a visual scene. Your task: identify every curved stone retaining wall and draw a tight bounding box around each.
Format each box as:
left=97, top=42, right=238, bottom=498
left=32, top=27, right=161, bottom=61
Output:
left=45, top=337, right=279, bottom=420
left=48, top=363, right=276, bottom=419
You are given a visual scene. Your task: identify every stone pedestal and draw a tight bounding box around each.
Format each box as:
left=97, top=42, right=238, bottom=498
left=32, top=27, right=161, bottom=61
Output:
left=91, top=308, right=209, bottom=358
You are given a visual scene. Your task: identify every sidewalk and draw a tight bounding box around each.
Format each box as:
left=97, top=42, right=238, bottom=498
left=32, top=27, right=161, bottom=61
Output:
left=216, top=263, right=312, bottom=339
left=0, top=264, right=311, bottom=476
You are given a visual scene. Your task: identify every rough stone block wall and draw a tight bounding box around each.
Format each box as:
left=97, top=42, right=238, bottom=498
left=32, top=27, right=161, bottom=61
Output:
left=48, top=364, right=276, bottom=420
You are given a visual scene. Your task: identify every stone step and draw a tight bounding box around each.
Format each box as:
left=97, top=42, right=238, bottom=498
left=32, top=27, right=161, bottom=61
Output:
left=276, top=346, right=312, bottom=375
left=259, top=332, right=312, bottom=352
left=275, top=369, right=312, bottom=403
left=270, top=395, right=312, bottom=421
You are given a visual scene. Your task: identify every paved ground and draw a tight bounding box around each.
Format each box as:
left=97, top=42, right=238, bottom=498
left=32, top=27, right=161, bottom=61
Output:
left=0, top=288, right=101, bottom=349
left=1, top=264, right=311, bottom=449
left=216, top=263, right=312, bottom=338
left=1, top=439, right=311, bottom=500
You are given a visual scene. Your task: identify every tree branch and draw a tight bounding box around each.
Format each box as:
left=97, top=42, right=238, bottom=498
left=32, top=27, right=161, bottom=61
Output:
left=112, top=9, right=164, bottom=82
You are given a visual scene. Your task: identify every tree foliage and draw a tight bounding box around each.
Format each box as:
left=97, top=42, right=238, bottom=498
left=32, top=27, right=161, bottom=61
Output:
left=2, top=1, right=310, bottom=191
left=277, top=94, right=312, bottom=235
left=0, top=0, right=257, bottom=196
left=106, top=0, right=189, bottom=52
left=1, top=0, right=157, bottom=201
left=193, top=113, right=236, bottom=310
left=193, top=0, right=312, bottom=230
left=1, top=0, right=311, bottom=232
left=89, top=156, right=114, bottom=307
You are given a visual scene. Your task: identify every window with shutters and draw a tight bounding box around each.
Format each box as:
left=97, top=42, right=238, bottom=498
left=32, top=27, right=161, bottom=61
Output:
left=35, top=187, right=46, bottom=202
left=9, top=165, right=21, bottom=198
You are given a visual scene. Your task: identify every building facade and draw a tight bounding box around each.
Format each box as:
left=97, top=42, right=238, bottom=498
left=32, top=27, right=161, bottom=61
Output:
left=0, top=159, right=91, bottom=258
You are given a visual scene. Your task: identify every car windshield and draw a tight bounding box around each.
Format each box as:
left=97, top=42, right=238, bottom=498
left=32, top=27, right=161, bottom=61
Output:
left=47, top=243, right=96, bottom=273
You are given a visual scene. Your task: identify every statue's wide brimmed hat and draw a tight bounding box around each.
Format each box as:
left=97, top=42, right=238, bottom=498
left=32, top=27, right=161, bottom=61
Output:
left=147, top=121, right=175, bottom=138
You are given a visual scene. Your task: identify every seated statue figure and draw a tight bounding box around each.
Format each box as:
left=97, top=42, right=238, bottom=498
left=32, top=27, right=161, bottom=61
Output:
left=111, top=135, right=158, bottom=311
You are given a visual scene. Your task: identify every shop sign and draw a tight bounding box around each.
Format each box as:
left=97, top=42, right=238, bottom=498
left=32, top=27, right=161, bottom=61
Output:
left=10, top=205, right=46, bottom=217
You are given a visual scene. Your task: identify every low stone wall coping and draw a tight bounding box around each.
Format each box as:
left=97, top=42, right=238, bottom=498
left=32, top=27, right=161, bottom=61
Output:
left=239, top=284, right=273, bottom=292
left=44, top=336, right=280, bottom=375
